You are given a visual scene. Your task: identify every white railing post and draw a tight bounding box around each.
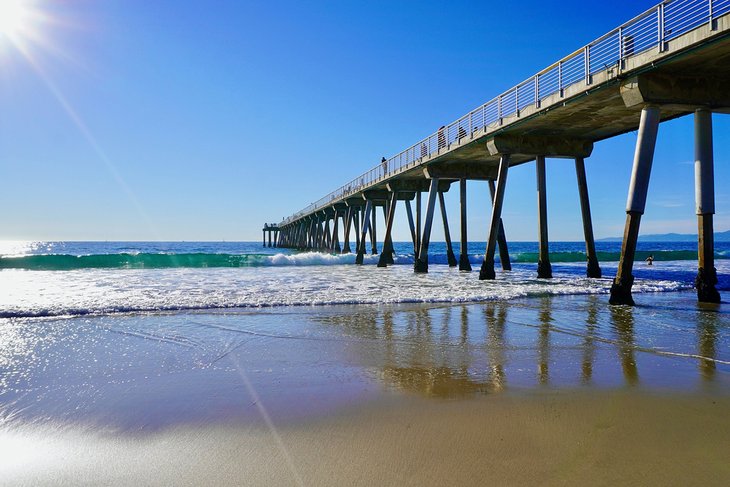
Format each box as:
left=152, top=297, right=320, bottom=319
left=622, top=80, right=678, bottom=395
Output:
left=558, top=61, right=563, bottom=96
left=534, top=74, right=540, bottom=108
left=710, top=0, right=716, bottom=30
left=658, top=4, right=665, bottom=52
left=497, top=95, right=502, bottom=121
left=618, top=26, right=624, bottom=61
left=584, top=46, right=591, bottom=84
left=515, top=88, right=520, bottom=115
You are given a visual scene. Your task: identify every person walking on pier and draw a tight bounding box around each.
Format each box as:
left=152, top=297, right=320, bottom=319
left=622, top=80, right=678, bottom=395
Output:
left=381, top=157, right=388, bottom=176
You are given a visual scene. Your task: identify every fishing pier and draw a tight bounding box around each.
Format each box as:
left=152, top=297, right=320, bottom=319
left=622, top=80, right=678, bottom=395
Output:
left=269, top=0, right=730, bottom=305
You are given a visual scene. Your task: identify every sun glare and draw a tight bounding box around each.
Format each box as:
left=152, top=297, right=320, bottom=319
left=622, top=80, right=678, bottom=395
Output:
left=0, top=0, right=33, bottom=39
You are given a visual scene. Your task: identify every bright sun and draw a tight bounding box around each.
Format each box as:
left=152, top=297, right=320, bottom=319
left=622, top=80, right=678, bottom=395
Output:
left=0, top=0, right=33, bottom=39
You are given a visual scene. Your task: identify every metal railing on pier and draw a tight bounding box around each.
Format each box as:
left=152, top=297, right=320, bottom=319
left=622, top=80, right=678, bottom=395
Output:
left=282, top=0, right=729, bottom=226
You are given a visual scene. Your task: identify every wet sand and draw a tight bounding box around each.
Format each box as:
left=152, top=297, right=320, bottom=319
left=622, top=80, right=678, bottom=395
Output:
left=4, top=391, right=730, bottom=486
left=1, top=291, right=729, bottom=485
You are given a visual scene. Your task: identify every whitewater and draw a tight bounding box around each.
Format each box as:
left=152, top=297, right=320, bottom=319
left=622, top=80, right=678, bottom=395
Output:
left=1, top=241, right=728, bottom=318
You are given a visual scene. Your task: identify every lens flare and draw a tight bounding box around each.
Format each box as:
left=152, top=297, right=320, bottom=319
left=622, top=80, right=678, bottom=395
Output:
left=0, top=0, right=33, bottom=39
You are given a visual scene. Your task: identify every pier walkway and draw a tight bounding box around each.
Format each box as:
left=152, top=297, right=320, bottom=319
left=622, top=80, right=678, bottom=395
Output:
left=270, top=0, right=730, bottom=305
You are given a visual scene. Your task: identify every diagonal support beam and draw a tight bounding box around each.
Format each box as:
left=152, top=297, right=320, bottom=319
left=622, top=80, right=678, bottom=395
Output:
left=378, top=192, right=399, bottom=267
left=414, top=178, right=440, bottom=273
left=332, top=212, right=341, bottom=253
left=405, top=199, right=417, bottom=255
left=488, top=180, right=511, bottom=271
left=610, top=105, right=661, bottom=305
left=438, top=191, right=458, bottom=267
left=355, top=201, right=372, bottom=265
left=480, top=156, right=510, bottom=280
left=575, top=157, right=602, bottom=278
left=342, top=206, right=353, bottom=254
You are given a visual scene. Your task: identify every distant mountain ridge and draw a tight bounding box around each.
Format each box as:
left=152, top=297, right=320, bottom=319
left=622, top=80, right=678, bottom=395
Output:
left=599, top=230, right=730, bottom=242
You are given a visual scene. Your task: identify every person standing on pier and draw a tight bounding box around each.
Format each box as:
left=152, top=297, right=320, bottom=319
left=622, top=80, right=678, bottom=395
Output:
left=381, top=157, right=388, bottom=176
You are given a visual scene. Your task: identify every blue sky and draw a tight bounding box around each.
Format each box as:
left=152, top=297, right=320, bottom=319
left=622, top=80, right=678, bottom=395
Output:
left=0, top=0, right=727, bottom=242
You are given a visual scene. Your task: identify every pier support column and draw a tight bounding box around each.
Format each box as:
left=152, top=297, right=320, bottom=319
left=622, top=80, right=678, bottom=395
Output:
left=316, top=220, right=323, bottom=250
left=353, top=210, right=360, bottom=248
left=459, top=179, right=472, bottom=271
left=370, top=208, right=378, bottom=255
left=488, top=180, right=511, bottom=271
left=332, top=212, right=341, bottom=253
left=405, top=200, right=417, bottom=255
left=381, top=204, right=395, bottom=265
left=416, top=191, right=422, bottom=253
left=480, top=156, right=510, bottom=280
left=438, top=192, right=458, bottom=267
left=378, top=192, right=398, bottom=267
left=323, top=218, right=331, bottom=250
left=610, top=105, right=660, bottom=305
left=694, top=108, right=721, bottom=303
left=262, top=230, right=266, bottom=247
left=575, top=157, right=601, bottom=278
left=415, top=178, right=440, bottom=273
left=536, top=156, right=552, bottom=278
left=342, top=207, right=353, bottom=253
left=355, top=201, right=373, bottom=265
left=307, top=219, right=316, bottom=250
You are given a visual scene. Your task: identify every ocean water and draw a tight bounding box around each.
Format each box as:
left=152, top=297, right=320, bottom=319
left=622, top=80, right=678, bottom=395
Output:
left=0, top=240, right=728, bottom=318
left=1, top=240, right=729, bottom=435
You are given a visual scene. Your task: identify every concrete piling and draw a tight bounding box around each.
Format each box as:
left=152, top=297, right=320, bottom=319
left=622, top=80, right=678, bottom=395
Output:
left=459, top=179, right=472, bottom=271
left=332, top=212, right=341, bottom=253
left=694, top=108, right=720, bottom=303
left=536, top=156, right=552, bottom=278
left=343, top=207, right=353, bottom=253
left=370, top=208, right=378, bottom=255
left=415, top=179, right=440, bottom=273
left=488, top=180, right=511, bottom=271
left=610, top=105, right=661, bottom=305
left=405, top=200, right=417, bottom=255
left=355, top=200, right=372, bottom=265
left=480, top=155, right=510, bottom=280
left=575, top=157, right=601, bottom=278
left=416, top=191, right=422, bottom=254
left=353, top=210, right=361, bottom=247
left=438, top=191, right=458, bottom=267
left=381, top=203, right=395, bottom=265
left=378, top=192, right=399, bottom=267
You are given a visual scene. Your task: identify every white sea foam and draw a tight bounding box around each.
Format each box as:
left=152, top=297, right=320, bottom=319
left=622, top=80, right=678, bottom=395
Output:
left=0, top=257, right=717, bottom=319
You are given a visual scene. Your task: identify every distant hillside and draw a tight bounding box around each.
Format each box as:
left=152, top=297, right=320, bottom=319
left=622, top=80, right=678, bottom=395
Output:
left=599, top=230, right=730, bottom=242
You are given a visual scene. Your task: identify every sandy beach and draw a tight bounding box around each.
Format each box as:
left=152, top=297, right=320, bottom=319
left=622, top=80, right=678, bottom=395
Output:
left=3, top=391, right=730, bottom=486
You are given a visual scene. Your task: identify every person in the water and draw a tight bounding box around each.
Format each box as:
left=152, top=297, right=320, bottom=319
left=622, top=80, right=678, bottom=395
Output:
left=645, top=254, right=654, bottom=265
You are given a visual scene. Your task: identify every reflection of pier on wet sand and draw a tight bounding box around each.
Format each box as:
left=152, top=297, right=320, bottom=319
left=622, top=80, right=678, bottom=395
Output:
left=315, top=293, right=729, bottom=396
